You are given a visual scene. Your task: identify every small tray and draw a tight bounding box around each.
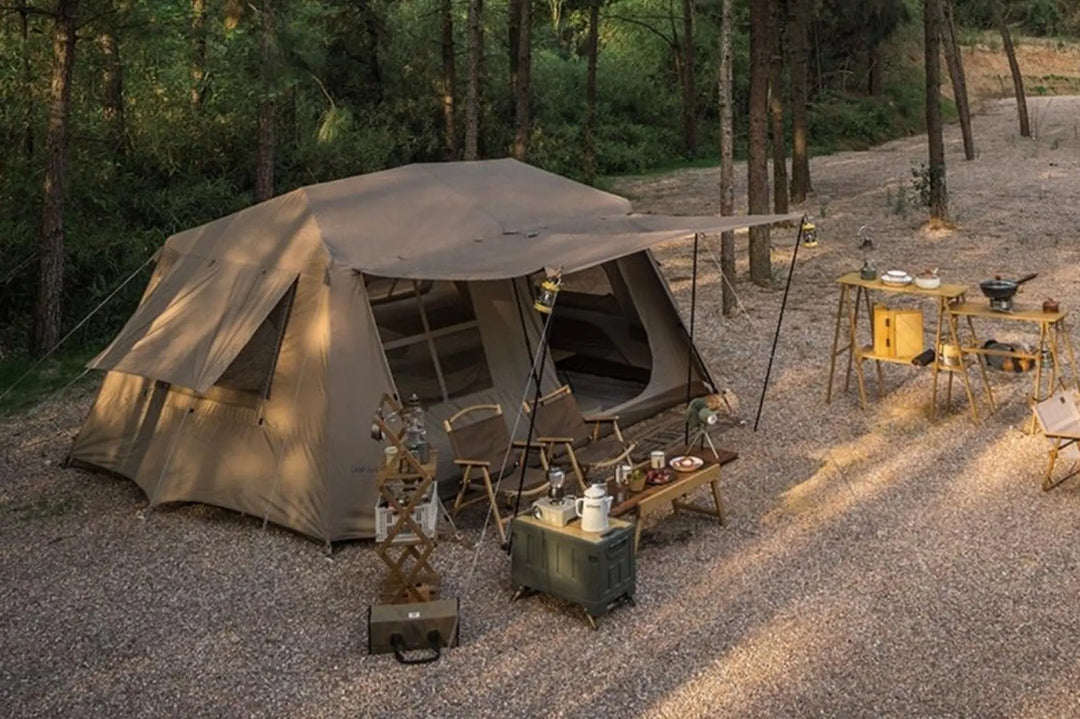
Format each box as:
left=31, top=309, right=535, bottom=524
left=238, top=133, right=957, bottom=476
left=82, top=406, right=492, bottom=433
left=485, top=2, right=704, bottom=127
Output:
left=669, top=455, right=704, bottom=473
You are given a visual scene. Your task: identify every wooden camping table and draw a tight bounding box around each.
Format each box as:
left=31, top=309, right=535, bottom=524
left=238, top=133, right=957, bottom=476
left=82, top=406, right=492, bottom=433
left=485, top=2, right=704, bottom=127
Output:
left=946, top=301, right=1080, bottom=428
left=609, top=447, right=737, bottom=551
left=826, top=272, right=981, bottom=420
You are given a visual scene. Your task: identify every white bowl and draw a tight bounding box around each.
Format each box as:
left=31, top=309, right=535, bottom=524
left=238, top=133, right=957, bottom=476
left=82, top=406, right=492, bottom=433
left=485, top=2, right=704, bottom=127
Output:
left=881, top=272, right=912, bottom=286
left=914, top=275, right=941, bottom=289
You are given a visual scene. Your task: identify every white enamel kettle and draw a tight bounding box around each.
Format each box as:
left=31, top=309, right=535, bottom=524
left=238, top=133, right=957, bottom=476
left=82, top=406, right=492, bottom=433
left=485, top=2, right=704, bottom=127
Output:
left=575, top=483, right=613, bottom=533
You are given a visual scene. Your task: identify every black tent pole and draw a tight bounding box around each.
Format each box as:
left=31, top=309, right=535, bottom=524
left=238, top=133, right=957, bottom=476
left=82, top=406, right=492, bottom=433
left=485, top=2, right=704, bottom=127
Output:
left=753, top=217, right=806, bottom=432
left=505, top=321, right=550, bottom=553
left=685, top=233, right=699, bottom=446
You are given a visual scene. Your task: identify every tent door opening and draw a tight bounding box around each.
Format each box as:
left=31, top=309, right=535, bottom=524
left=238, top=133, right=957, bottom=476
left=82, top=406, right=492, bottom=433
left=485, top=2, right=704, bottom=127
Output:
left=543, top=261, right=653, bottom=415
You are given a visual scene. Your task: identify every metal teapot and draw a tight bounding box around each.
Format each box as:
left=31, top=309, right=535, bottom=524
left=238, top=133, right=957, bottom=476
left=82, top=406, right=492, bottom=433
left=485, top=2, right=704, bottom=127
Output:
left=575, top=483, right=612, bottom=533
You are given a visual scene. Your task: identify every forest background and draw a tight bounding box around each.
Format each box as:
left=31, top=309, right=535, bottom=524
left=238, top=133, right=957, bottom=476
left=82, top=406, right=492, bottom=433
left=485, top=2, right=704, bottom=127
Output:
left=1, top=0, right=1078, bottom=407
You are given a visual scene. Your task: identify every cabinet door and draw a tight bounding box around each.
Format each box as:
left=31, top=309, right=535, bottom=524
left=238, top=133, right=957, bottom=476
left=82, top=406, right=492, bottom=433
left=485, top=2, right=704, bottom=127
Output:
left=893, top=310, right=924, bottom=359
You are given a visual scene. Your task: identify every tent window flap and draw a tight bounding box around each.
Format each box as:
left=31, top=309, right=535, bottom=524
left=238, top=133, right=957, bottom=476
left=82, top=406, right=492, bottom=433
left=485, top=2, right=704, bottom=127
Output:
left=89, top=256, right=300, bottom=393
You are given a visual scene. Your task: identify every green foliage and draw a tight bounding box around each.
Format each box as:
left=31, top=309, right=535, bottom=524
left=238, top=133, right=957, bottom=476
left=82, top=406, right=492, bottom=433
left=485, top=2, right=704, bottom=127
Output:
left=0, top=0, right=969, bottom=359
left=0, top=348, right=99, bottom=416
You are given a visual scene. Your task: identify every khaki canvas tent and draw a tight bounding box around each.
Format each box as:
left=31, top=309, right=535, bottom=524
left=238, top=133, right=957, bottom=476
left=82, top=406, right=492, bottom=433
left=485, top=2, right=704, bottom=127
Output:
left=69, top=159, right=797, bottom=542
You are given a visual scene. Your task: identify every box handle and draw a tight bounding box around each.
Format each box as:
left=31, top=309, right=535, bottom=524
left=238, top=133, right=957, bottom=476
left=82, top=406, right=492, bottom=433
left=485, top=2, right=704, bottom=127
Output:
left=390, top=630, right=443, bottom=665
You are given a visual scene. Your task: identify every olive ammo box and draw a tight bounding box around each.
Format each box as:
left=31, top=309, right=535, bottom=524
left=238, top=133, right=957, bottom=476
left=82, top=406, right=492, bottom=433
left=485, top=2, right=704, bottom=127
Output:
left=368, top=598, right=459, bottom=662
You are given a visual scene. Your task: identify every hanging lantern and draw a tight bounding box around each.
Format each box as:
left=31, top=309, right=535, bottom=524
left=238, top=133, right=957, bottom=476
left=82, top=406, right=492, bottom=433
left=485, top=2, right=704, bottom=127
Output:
left=533, top=275, right=562, bottom=314
left=801, top=216, right=818, bottom=248
left=402, top=393, right=430, bottom=463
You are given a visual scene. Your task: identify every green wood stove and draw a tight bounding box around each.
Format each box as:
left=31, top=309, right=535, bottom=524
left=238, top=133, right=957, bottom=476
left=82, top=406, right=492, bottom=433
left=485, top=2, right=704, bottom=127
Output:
left=510, top=513, right=636, bottom=628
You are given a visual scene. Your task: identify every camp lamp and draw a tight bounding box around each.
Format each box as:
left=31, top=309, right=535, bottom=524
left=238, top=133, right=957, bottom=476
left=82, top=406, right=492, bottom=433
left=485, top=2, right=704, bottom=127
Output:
left=801, top=216, right=818, bottom=248
left=402, top=394, right=430, bottom=463
left=686, top=397, right=719, bottom=431
left=547, top=466, right=567, bottom=503
left=533, top=274, right=562, bottom=314
left=685, top=397, right=720, bottom=459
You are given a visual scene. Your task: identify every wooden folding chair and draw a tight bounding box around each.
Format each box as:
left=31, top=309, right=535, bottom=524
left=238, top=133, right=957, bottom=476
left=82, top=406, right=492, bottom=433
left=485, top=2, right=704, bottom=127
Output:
left=524, top=385, right=637, bottom=490
left=443, top=404, right=549, bottom=543
left=1033, top=390, right=1080, bottom=491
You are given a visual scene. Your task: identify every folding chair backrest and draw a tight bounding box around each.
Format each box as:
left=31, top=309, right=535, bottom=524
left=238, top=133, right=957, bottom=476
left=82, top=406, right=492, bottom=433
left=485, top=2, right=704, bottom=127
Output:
left=1035, top=391, right=1080, bottom=461
left=532, top=387, right=590, bottom=446
left=445, top=408, right=514, bottom=469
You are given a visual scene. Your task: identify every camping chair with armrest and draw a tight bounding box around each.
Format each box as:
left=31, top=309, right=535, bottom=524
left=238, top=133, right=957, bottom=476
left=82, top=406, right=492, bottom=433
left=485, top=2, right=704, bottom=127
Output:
left=443, top=404, right=551, bottom=544
left=1033, top=389, right=1080, bottom=491
left=524, top=384, right=637, bottom=490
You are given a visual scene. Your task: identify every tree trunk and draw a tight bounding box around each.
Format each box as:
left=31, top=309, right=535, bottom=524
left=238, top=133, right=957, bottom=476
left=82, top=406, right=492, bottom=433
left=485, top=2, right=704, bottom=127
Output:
left=33, top=0, right=79, bottom=357
left=440, top=0, right=457, bottom=159
left=748, top=0, right=771, bottom=286
left=513, top=0, right=532, bottom=159
left=787, top=0, right=810, bottom=203
left=942, top=0, right=974, bottom=160
left=924, top=0, right=947, bottom=221
left=509, top=0, right=521, bottom=102
left=191, top=0, right=208, bottom=107
left=868, top=46, right=883, bottom=95
left=584, top=0, right=600, bottom=184
left=997, top=8, right=1030, bottom=138
left=681, top=0, right=697, bottom=157
left=98, top=29, right=125, bottom=155
left=254, top=0, right=275, bottom=203
left=17, top=0, right=34, bottom=157
left=464, top=0, right=483, bottom=160
left=769, top=3, right=788, bottom=215
left=718, top=0, right=736, bottom=316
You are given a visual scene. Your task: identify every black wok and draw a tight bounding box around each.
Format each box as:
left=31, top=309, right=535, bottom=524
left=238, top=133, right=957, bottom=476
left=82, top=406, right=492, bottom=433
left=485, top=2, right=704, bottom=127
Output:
left=980, top=273, right=1037, bottom=300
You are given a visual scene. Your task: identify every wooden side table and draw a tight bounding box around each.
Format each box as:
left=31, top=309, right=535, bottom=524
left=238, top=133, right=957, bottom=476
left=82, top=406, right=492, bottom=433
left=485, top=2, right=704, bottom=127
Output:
left=826, top=272, right=980, bottom=420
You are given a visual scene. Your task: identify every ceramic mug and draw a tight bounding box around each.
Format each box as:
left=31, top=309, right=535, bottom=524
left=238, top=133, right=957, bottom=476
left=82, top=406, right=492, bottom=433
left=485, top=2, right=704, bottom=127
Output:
left=384, top=445, right=399, bottom=468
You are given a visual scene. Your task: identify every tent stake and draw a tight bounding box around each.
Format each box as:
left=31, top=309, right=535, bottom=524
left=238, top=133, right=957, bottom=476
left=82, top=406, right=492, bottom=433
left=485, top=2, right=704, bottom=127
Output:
left=753, top=217, right=806, bottom=432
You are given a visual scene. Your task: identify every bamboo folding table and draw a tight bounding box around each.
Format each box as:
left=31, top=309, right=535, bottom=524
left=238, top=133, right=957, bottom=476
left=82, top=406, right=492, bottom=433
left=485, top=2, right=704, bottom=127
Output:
left=826, top=271, right=982, bottom=420
left=946, top=300, right=1080, bottom=428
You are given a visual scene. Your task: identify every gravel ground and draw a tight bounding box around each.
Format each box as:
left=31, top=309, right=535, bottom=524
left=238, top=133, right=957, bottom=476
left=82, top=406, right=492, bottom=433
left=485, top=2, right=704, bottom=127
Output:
left=4, top=97, right=1080, bottom=718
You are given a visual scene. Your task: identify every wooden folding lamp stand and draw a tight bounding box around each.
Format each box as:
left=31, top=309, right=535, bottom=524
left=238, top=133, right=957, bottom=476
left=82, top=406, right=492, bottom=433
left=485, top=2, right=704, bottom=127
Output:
left=367, top=394, right=459, bottom=662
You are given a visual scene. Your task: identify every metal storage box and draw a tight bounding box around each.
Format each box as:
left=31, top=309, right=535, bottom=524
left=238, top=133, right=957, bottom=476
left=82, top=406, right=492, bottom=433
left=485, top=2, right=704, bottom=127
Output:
left=368, top=598, right=460, bottom=659
left=510, top=514, right=635, bottom=623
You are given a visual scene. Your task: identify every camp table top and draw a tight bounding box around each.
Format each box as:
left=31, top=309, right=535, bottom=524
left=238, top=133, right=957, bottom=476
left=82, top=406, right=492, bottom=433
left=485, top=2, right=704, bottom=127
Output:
left=609, top=446, right=737, bottom=550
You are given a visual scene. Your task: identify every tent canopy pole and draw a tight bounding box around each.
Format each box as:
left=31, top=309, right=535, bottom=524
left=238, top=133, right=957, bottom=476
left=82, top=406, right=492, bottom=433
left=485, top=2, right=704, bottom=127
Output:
left=753, top=217, right=806, bottom=431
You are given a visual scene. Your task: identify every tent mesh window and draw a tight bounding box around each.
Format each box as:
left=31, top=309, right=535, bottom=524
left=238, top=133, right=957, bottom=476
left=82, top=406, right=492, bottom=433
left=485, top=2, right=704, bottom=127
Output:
left=543, top=262, right=652, bottom=408
left=214, top=282, right=296, bottom=397
left=370, top=278, right=494, bottom=404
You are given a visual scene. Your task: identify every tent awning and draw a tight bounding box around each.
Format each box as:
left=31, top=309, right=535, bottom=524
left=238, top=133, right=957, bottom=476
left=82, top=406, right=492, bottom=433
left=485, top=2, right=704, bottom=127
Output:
left=89, top=256, right=298, bottom=392
left=349, top=211, right=804, bottom=280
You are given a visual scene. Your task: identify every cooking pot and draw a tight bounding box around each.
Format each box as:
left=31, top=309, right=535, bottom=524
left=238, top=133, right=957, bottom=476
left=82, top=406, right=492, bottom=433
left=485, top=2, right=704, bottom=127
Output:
left=979, top=273, right=1037, bottom=301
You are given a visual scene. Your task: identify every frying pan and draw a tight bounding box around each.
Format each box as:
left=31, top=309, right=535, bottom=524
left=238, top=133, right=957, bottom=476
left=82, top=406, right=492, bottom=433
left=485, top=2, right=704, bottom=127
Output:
left=980, top=273, right=1037, bottom=300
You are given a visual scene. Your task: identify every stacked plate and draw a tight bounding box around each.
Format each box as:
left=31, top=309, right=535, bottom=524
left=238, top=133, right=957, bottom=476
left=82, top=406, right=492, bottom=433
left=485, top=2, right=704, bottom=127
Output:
left=881, top=269, right=912, bottom=286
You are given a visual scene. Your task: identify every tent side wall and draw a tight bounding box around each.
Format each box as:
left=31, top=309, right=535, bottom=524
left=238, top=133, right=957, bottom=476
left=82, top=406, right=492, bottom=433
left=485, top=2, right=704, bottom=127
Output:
left=69, top=248, right=336, bottom=541
left=322, top=266, right=397, bottom=541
